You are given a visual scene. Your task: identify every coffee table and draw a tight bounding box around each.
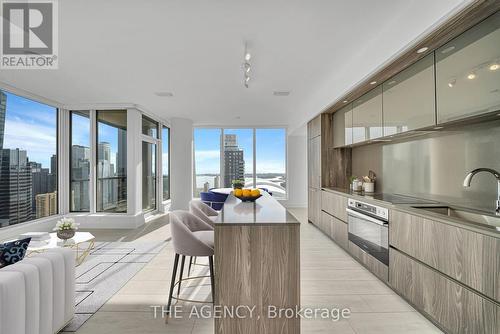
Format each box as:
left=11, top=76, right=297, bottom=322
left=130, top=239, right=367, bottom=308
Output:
left=27, top=232, right=95, bottom=266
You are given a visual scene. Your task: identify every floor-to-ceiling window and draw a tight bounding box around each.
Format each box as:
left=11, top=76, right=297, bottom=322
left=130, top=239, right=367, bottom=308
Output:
left=256, top=128, right=286, bottom=199
left=96, top=110, right=127, bottom=213
left=193, top=128, right=287, bottom=199
left=193, top=128, right=221, bottom=197
left=0, top=90, right=58, bottom=228
left=162, top=126, right=170, bottom=201
left=142, top=116, right=158, bottom=211
left=70, top=111, right=91, bottom=212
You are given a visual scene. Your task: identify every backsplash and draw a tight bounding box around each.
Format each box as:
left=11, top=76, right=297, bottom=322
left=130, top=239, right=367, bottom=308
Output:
left=352, top=120, right=500, bottom=212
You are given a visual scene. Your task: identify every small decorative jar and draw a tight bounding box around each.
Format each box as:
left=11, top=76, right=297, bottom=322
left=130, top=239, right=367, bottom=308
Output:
left=363, top=182, right=375, bottom=193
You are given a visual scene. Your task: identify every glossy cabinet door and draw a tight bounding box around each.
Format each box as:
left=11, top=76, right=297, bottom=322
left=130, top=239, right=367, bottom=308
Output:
left=333, top=104, right=352, bottom=148
left=436, top=12, right=500, bottom=124
left=352, top=86, right=383, bottom=143
left=383, top=54, right=436, bottom=135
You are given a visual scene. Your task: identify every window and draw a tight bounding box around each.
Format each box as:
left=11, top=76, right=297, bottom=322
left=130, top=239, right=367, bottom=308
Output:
left=96, top=110, right=127, bottom=213
left=256, top=129, right=286, bottom=199
left=162, top=126, right=170, bottom=201
left=193, top=128, right=287, bottom=199
left=142, top=142, right=156, bottom=211
left=142, top=115, right=158, bottom=138
left=141, top=116, right=158, bottom=211
left=193, top=128, right=221, bottom=197
left=70, top=111, right=90, bottom=212
left=0, top=90, right=58, bottom=227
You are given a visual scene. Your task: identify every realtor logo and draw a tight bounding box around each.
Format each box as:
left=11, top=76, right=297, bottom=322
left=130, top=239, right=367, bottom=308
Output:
left=1, top=0, right=58, bottom=69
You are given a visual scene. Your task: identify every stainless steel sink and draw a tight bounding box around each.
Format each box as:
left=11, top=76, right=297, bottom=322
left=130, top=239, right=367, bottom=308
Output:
left=411, top=206, right=500, bottom=231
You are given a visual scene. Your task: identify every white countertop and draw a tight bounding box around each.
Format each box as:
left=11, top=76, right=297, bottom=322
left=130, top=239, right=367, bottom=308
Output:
left=214, top=192, right=299, bottom=225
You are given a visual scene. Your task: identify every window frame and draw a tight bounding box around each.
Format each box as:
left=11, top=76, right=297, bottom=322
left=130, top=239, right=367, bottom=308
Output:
left=69, top=110, right=91, bottom=212
left=193, top=126, right=288, bottom=200
left=161, top=125, right=171, bottom=202
left=141, top=115, right=159, bottom=212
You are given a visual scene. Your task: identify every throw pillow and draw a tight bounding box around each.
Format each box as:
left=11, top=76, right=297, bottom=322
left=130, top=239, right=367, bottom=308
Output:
left=0, top=237, right=31, bottom=268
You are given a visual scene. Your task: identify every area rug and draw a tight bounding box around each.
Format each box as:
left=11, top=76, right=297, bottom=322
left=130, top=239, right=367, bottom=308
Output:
left=60, top=240, right=168, bottom=332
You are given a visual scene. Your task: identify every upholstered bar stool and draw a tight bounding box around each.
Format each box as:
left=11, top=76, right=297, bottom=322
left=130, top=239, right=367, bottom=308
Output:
left=167, top=210, right=215, bottom=316
left=189, top=199, right=218, bottom=227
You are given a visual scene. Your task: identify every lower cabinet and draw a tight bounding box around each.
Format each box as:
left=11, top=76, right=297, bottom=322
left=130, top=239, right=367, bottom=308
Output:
left=348, top=241, right=388, bottom=282
left=390, top=248, right=499, bottom=334
left=321, top=190, right=348, bottom=222
left=320, top=211, right=348, bottom=249
left=308, top=188, right=321, bottom=225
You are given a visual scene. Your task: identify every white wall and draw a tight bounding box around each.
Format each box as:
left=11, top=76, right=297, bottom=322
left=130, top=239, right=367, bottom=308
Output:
left=170, top=118, right=193, bottom=210
left=280, top=127, right=307, bottom=208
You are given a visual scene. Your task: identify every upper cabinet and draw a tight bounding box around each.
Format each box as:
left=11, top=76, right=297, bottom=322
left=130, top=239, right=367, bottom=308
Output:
left=383, top=54, right=436, bottom=135
left=307, top=115, right=322, bottom=139
left=352, top=86, right=383, bottom=143
left=333, top=104, right=352, bottom=148
left=436, top=12, right=500, bottom=124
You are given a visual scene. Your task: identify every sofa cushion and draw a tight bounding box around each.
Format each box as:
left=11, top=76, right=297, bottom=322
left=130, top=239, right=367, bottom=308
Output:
left=0, top=237, right=31, bottom=268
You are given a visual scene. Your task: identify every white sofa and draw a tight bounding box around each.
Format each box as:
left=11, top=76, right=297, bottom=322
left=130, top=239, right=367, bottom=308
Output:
left=0, top=248, right=75, bottom=334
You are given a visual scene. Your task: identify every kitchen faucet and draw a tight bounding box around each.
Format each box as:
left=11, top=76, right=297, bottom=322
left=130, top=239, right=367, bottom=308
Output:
left=463, top=168, right=500, bottom=215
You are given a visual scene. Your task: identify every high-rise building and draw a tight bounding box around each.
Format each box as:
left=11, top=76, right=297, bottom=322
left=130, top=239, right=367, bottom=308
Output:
left=48, top=154, right=57, bottom=193
left=0, top=149, right=32, bottom=226
left=223, top=134, right=244, bottom=187
left=36, top=192, right=57, bottom=218
left=0, top=91, right=6, bottom=150
left=71, top=145, right=90, bottom=211
left=29, top=162, right=51, bottom=219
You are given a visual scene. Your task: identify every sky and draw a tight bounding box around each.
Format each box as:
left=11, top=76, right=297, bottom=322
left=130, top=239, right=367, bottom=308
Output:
left=194, top=128, right=286, bottom=175
left=2, top=91, right=57, bottom=171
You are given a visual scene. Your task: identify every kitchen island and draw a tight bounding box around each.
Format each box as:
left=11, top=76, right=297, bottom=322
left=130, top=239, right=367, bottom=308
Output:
left=214, top=192, right=300, bottom=334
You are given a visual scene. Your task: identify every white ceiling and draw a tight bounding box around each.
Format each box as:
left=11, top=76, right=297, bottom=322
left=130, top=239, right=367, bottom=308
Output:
left=0, top=0, right=470, bottom=134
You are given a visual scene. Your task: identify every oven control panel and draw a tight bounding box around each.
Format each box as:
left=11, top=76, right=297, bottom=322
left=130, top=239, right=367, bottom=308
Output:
left=348, top=198, right=389, bottom=221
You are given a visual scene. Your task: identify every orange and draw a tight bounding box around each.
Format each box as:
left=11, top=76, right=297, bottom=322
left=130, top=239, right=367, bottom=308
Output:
left=251, top=189, right=260, bottom=197
left=242, top=189, right=251, bottom=197
left=234, top=188, right=243, bottom=197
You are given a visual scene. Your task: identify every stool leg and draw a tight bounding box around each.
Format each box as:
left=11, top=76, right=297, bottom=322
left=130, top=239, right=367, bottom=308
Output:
left=188, top=256, right=193, bottom=275
left=177, top=255, right=186, bottom=297
left=209, top=256, right=215, bottom=304
left=166, top=253, right=180, bottom=314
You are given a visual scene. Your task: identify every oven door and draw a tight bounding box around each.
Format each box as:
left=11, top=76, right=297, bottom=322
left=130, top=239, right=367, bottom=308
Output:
left=347, top=208, right=389, bottom=265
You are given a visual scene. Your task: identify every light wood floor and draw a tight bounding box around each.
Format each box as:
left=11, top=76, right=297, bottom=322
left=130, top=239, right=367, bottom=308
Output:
left=73, top=208, right=442, bottom=334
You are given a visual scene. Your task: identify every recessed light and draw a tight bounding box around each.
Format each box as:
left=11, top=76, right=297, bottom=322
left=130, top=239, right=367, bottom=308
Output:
left=417, top=47, right=428, bottom=54
left=467, top=72, right=476, bottom=80
left=343, top=100, right=348, bottom=103
left=155, top=92, right=173, bottom=97
left=489, top=63, right=499, bottom=71
left=273, top=91, right=290, bottom=96
left=448, top=79, right=456, bottom=88
left=441, top=46, right=455, bottom=54
left=245, top=52, right=251, bottom=61
left=370, top=81, right=377, bottom=85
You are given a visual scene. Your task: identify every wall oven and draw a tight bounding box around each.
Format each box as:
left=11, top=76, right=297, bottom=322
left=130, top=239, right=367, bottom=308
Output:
left=347, top=198, right=389, bottom=266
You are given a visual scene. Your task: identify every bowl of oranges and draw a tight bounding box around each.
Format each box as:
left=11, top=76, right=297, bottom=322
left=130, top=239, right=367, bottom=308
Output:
left=233, top=188, right=262, bottom=202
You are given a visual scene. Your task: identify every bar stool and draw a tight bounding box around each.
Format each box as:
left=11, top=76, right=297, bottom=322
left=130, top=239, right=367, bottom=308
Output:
left=200, top=191, right=227, bottom=210
left=189, top=199, right=218, bottom=227
left=167, top=210, right=215, bottom=315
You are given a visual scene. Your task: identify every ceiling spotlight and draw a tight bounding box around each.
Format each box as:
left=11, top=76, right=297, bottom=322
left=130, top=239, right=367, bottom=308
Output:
left=243, top=43, right=252, bottom=88
left=448, top=79, right=456, bottom=88
left=343, top=100, right=348, bottom=103
left=489, top=63, right=499, bottom=71
left=467, top=72, right=476, bottom=80
left=370, top=81, right=377, bottom=85
left=417, top=47, right=428, bottom=54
